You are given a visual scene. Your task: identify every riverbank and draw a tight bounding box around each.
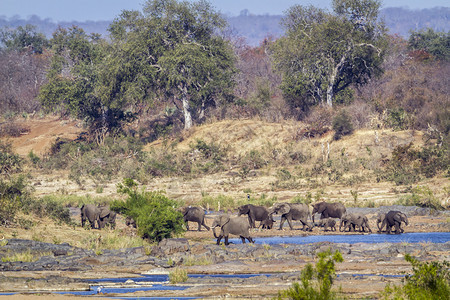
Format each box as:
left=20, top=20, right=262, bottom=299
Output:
left=0, top=206, right=449, bottom=299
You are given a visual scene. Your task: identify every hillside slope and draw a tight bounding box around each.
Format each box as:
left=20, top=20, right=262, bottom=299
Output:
left=4, top=116, right=446, bottom=209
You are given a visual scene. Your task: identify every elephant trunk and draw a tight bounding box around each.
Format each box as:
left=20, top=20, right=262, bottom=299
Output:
left=212, top=226, right=219, bottom=238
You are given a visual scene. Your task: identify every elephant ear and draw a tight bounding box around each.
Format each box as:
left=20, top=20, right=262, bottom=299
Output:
left=219, top=215, right=231, bottom=226
left=278, top=203, right=291, bottom=215
left=99, top=206, right=110, bottom=218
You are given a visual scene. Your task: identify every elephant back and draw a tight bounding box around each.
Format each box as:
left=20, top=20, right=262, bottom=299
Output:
left=272, top=203, right=291, bottom=215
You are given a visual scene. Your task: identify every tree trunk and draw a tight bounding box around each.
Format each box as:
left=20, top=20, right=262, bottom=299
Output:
left=182, top=95, right=192, bottom=130
left=180, top=82, right=192, bottom=130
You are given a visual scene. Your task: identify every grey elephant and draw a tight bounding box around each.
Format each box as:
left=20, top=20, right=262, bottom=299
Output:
left=259, top=214, right=276, bottom=230
left=269, top=203, right=311, bottom=231
left=81, top=204, right=116, bottom=229
left=312, top=218, right=337, bottom=231
left=98, top=205, right=117, bottom=229
left=378, top=211, right=408, bottom=234
left=340, top=213, right=371, bottom=233
left=183, top=206, right=210, bottom=231
left=211, top=215, right=254, bottom=245
left=237, top=204, right=270, bottom=228
left=311, top=201, right=346, bottom=223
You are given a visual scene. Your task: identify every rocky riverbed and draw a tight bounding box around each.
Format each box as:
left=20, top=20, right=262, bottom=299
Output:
left=0, top=206, right=449, bottom=299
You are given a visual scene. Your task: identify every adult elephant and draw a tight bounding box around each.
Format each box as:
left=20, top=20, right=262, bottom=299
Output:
left=97, top=206, right=117, bottom=229
left=311, top=201, right=346, bottom=223
left=81, top=204, right=116, bottom=229
left=237, top=204, right=270, bottom=228
left=340, top=213, right=371, bottom=233
left=81, top=204, right=99, bottom=229
left=211, top=215, right=254, bottom=245
left=269, top=203, right=311, bottom=231
left=379, top=211, right=408, bottom=234
left=183, top=206, right=210, bottom=231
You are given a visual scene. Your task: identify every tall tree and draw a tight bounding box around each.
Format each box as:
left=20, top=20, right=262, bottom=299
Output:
left=271, top=0, right=387, bottom=111
left=38, top=26, right=122, bottom=144
left=108, top=0, right=236, bottom=129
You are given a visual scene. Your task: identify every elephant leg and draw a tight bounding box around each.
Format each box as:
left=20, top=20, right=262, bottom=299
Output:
left=247, top=237, right=254, bottom=243
left=202, top=220, right=210, bottom=231
left=286, top=218, right=294, bottom=230
left=394, top=222, right=401, bottom=234
left=240, top=237, right=246, bottom=244
left=197, top=221, right=202, bottom=231
left=224, top=236, right=229, bottom=246
left=216, top=235, right=223, bottom=245
left=279, top=217, right=286, bottom=230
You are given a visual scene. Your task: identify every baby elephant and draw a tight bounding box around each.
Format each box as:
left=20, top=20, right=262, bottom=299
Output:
left=313, top=218, right=337, bottom=231
left=259, top=214, right=276, bottom=230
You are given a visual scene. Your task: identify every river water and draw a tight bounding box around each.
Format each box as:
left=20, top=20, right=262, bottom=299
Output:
left=230, top=232, right=450, bottom=245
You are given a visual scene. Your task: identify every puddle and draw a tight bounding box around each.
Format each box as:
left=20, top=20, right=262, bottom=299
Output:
left=229, top=232, right=450, bottom=245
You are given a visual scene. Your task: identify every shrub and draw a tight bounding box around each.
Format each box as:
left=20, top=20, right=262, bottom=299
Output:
left=111, top=179, right=184, bottom=242
left=200, top=194, right=235, bottom=211
left=169, top=267, right=188, bottom=283
left=380, top=254, right=449, bottom=299
left=0, top=122, right=29, bottom=138
left=277, top=249, right=344, bottom=300
left=0, top=175, right=31, bottom=226
left=22, top=196, right=74, bottom=225
left=332, top=110, right=354, bottom=140
left=396, top=185, right=443, bottom=210
left=0, top=141, right=22, bottom=175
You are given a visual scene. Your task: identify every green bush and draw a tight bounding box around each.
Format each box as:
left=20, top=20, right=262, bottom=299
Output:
left=277, top=249, right=344, bottom=300
left=22, top=196, right=74, bottom=225
left=381, top=254, right=449, bottom=299
left=200, top=194, right=235, bottom=211
left=0, top=175, right=30, bottom=226
left=0, top=141, right=23, bottom=175
left=396, top=185, right=443, bottom=210
left=111, top=179, right=184, bottom=242
left=332, top=110, right=354, bottom=140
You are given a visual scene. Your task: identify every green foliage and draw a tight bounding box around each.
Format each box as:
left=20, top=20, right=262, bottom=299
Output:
left=396, top=186, right=443, bottom=210
left=271, top=169, right=302, bottom=189
left=169, top=267, right=188, bottom=283
left=380, top=142, right=448, bottom=185
left=332, top=110, right=354, bottom=140
left=291, top=192, right=313, bottom=205
left=277, top=249, right=344, bottom=300
left=190, top=139, right=228, bottom=174
left=0, top=175, right=30, bottom=226
left=408, top=28, right=450, bottom=61
left=271, top=0, right=387, bottom=109
left=107, top=0, right=236, bottom=129
left=235, top=193, right=277, bottom=208
left=112, top=179, right=184, bottom=242
left=0, top=24, right=49, bottom=54
left=387, top=108, right=411, bottom=130
left=200, top=194, right=235, bottom=211
left=21, top=196, right=74, bottom=225
left=27, top=150, right=41, bottom=167
left=0, top=141, right=23, bottom=176
left=380, top=254, right=449, bottom=300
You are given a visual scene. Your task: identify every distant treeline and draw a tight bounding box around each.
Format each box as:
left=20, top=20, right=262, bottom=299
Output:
left=1, top=7, right=448, bottom=46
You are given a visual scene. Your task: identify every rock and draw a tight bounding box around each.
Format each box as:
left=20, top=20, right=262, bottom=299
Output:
left=152, top=238, right=190, bottom=256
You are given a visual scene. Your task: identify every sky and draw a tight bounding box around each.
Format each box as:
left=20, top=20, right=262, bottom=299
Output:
left=1, top=0, right=449, bottom=22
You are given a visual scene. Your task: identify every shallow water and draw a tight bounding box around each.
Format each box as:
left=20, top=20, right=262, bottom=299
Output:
left=230, top=232, right=450, bottom=245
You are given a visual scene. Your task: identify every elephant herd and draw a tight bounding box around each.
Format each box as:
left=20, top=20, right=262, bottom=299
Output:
left=183, top=202, right=410, bottom=246
left=79, top=202, right=409, bottom=246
